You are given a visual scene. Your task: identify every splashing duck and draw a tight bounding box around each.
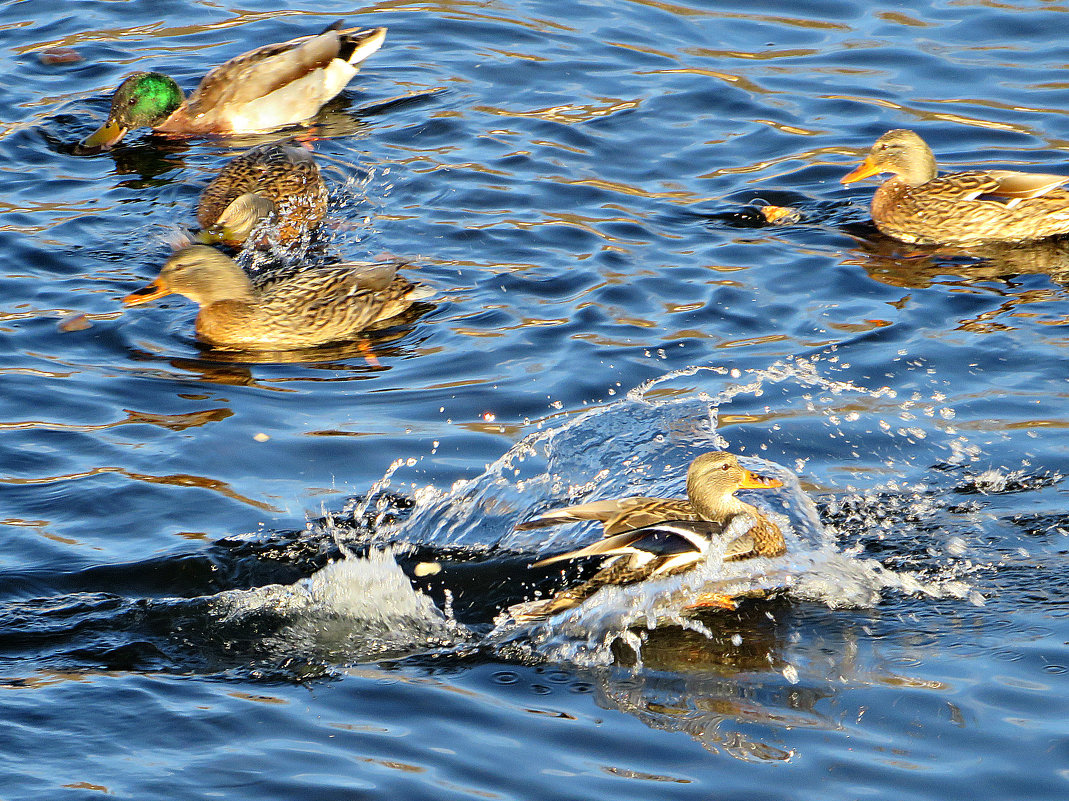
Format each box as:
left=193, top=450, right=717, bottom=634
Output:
left=79, top=23, right=387, bottom=151
left=510, top=451, right=785, bottom=621
left=122, top=245, right=429, bottom=350
left=196, top=142, right=328, bottom=247
left=841, top=128, right=1069, bottom=245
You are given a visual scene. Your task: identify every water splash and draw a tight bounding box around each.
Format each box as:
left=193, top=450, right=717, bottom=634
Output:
left=209, top=548, right=470, bottom=664
left=287, top=354, right=997, bottom=668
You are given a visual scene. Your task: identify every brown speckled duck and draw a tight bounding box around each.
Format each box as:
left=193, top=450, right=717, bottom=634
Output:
left=510, top=452, right=785, bottom=621
left=841, top=129, right=1069, bottom=245
left=196, top=142, right=328, bottom=247
left=80, top=23, right=386, bottom=151
left=123, top=245, right=428, bottom=350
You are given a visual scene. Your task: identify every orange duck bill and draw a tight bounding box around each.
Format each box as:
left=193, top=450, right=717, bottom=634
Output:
left=123, top=278, right=172, bottom=306
left=841, top=156, right=882, bottom=184
left=736, top=468, right=783, bottom=490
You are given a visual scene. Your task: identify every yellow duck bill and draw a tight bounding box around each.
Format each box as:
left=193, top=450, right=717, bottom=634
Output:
left=80, top=119, right=127, bottom=151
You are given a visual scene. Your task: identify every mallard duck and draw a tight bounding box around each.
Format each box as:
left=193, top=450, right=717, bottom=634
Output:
left=80, top=23, right=387, bottom=150
left=511, top=451, right=785, bottom=620
left=196, top=142, right=328, bottom=247
left=122, top=244, right=428, bottom=350
left=841, top=128, right=1069, bottom=245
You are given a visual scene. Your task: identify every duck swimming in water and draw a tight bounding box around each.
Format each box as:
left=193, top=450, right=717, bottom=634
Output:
left=196, top=142, right=328, bottom=248
left=841, top=128, right=1069, bottom=245
left=122, top=245, right=428, bottom=350
left=80, top=23, right=386, bottom=150
left=511, top=451, right=785, bottom=621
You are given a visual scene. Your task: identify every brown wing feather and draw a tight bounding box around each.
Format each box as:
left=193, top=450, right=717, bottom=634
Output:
left=197, top=144, right=328, bottom=242
left=722, top=516, right=785, bottom=561
left=515, top=497, right=698, bottom=535
left=532, top=522, right=709, bottom=567
left=510, top=559, right=656, bottom=621
left=921, top=171, right=1002, bottom=202
left=219, top=263, right=417, bottom=345
left=983, top=170, right=1069, bottom=200
left=183, top=31, right=340, bottom=119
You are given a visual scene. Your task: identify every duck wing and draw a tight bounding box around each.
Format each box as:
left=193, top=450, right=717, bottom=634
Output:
left=533, top=520, right=719, bottom=567
left=255, top=261, right=424, bottom=339
left=197, top=143, right=324, bottom=233
left=169, top=26, right=385, bottom=131
left=513, top=521, right=724, bottom=622
left=978, top=170, right=1069, bottom=202
left=515, top=497, right=698, bottom=536
left=925, top=170, right=1069, bottom=205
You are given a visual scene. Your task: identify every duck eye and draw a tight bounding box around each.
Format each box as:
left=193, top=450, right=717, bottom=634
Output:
left=721, top=464, right=729, bottom=470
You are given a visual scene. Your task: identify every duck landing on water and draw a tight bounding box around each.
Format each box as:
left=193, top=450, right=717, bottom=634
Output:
left=508, top=451, right=785, bottom=622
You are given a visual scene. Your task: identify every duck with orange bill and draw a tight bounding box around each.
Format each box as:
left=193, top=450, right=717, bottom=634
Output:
left=841, top=128, right=1069, bottom=245
left=122, top=245, right=430, bottom=351
left=510, top=451, right=785, bottom=622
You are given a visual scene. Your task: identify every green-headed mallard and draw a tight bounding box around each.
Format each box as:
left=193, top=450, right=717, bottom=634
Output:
left=81, top=23, right=387, bottom=150
left=196, top=142, right=328, bottom=247
left=123, top=244, right=427, bottom=350
left=511, top=451, right=785, bottom=620
left=841, top=128, right=1069, bottom=245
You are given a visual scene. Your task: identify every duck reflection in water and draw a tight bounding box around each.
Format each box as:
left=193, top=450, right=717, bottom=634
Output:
left=842, top=228, right=1069, bottom=291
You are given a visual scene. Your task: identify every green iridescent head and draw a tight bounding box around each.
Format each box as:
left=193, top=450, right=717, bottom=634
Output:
left=80, top=72, right=184, bottom=151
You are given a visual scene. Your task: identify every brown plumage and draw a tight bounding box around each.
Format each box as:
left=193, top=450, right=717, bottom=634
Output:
left=122, top=245, right=429, bottom=350
left=197, top=143, right=328, bottom=247
left=511, top=452, right=785, bottom=621
left=841, top=128, right=1069, bottom=245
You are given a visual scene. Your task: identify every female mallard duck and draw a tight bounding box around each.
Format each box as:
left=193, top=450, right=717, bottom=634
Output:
left=196, top=142, right=328, bottom=247
left=80, top=23, right=387, bottom=150
left=511, top=451, right=785, bottom=621
left=841, top=128, right=1069, bottom=245
left=123, top=245, right=428, bottom=350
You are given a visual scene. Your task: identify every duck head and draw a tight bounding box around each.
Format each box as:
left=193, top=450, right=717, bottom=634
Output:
left=123, top=245, right=254, bottom=308
left=685, top=451, right=782, bottom=519
left=841, top=128, right=938, bottom=187
left=80, top=72, right=184, bottom=151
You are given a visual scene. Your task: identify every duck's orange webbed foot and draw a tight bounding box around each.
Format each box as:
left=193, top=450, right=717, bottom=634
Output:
left=682, top=592, right=738, bottom=612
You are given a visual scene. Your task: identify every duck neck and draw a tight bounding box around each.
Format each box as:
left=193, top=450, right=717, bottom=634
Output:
left=185, top=266, right=257, bottom=307
left=697, top=494, right=756, bottom=520
left=896, top=146, right=937, bottom=186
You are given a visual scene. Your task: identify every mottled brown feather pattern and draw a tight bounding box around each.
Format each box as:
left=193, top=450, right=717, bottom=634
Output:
left=125, top=245, right=426, bottom=351
left=195, top=265, right=417, bottom=349
left=722, top=516, right=786, bottom=561
left=197, top=143, right=327, bottom=245
left=844, top=129, right=1069, bottom=245
left=513, top=497, right=701, bottom=536
left=521, top=558, right=680, bottom=620
left=874, top=175, right=1069, bottom=245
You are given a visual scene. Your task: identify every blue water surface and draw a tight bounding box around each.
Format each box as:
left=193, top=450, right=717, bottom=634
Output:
left=1, top=0, right=1068, bottom=799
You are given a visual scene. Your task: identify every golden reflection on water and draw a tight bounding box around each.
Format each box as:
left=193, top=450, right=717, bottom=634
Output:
left=876, top=11, right=934, bottom=28
left=0, top=407, right=232, bottom=433
left=473, top=98, right=643, bottom=124
left=0, top=466, right=281, bottom=512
